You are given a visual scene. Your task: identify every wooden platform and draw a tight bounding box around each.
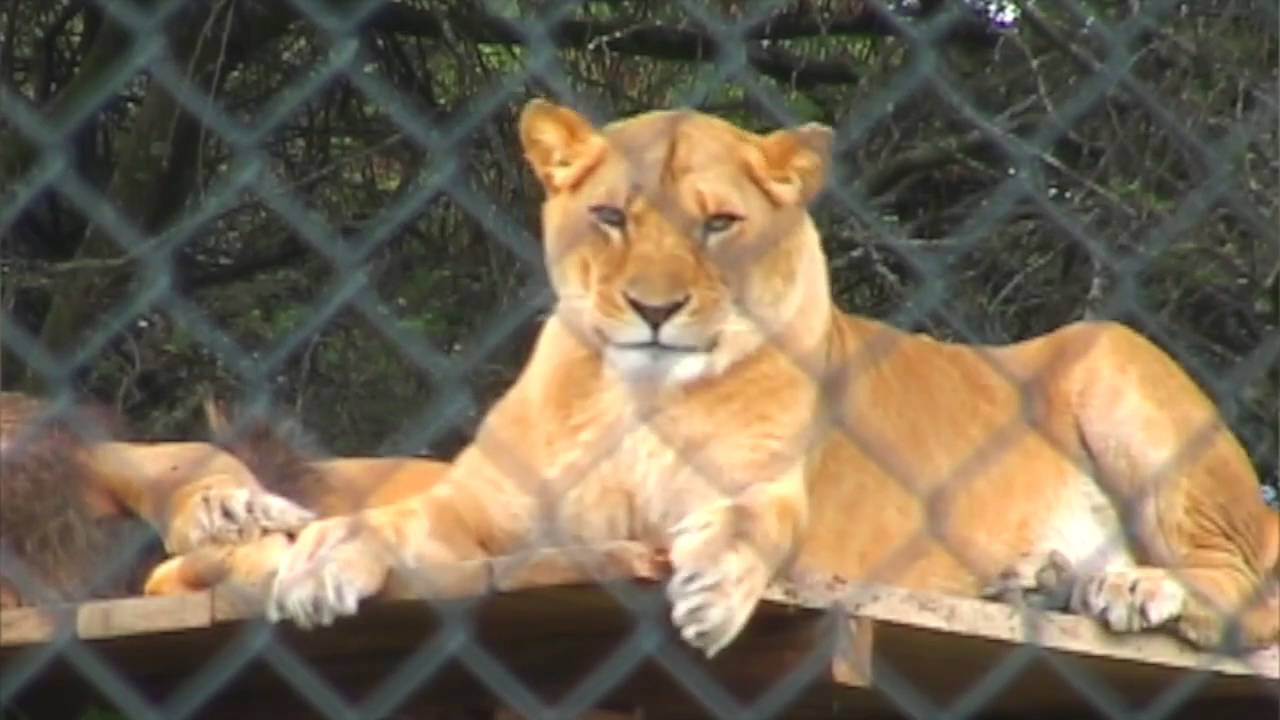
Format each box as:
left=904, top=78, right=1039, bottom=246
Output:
left=2, top=551, right=1277, bottom=719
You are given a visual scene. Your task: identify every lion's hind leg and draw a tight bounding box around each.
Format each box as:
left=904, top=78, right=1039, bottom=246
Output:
left=1070, top=323, right=1280, bottom=651
left=1068, top=566, right=1186, bottom=634
left=1065, top=563, right=1279, bottom=650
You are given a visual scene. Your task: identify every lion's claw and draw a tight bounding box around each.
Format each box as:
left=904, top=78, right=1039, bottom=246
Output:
left=665, top=503, right=769, bottom=657
left=168, top=481, right=315, bottom=554
left=1072, top=567, right=1186, bottom=633
left=266, top=516, right=386, bottom=629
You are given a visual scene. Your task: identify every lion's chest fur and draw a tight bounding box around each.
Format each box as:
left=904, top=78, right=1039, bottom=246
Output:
left=525, top=364, right=819, bottom=549
left=547, top=422, right=708, bottom=545
left=534, top=408, right=810, bottom=548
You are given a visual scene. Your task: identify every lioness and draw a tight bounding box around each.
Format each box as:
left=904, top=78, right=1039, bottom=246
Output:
left=266, top=101, right=1279, bottom=657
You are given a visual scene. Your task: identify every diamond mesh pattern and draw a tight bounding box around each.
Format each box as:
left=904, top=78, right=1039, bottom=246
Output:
left=2, top=1, right=1277, bottom=718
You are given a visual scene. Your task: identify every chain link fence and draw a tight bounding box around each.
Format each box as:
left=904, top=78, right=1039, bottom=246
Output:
left=2, top=0, right=1278, bottom=718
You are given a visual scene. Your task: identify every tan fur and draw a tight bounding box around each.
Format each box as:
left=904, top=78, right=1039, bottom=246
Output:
left=0, top=392, right=315, bottom=606
left=201, top=397, right=451, bottom=514
left=266, top=102, right=1279, bottom=655
left=1, top=392, right=123, bottom=606
left=147, top=457, right=454, bottom=596
left=147, top=402, right=451, bottom=596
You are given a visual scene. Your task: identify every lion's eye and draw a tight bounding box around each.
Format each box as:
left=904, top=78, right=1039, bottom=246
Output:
left=702, top=213, right=743, bottom=238
left=589, top=205, right=627, bottom=231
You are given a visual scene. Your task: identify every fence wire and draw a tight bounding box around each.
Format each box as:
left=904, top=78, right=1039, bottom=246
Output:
left=1, top=0, right=1278, bottom=718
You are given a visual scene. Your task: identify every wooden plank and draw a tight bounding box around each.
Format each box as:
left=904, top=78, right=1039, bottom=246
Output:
left=76, top=593, right=212, bottom=640
left=3, top=578, right=1276, bottom=720
left=0, top=604, right=74, bottom=646
left=765, top=578, right=1279, bottom=680
left=3, top=560, right=1275, bottom=682
left=211, top=584, right=263, bottom=622
left=3, top=549, right=1278, bottom=720
left=1, top=584, right=842, bottom=719
left=2, top=560, right=1275, bottom=683
left=862, top=615, right=1277, bottom=717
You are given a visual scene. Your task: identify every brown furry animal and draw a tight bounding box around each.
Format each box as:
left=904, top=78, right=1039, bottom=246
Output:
left=0, top=392, right=315, bottom=607
left=141, top=400, right=453, bottom=597
left=0, top=393, right=133, bottom=606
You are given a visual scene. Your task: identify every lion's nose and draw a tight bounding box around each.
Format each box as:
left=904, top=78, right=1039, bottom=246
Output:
left=625, top=293, right=689, bottom=331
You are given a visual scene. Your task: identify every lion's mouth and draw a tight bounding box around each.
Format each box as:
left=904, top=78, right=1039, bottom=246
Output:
left=611, top=340, right=704, bottom=353
left=597, top=331, right=718, bottom=355
left=597, top=332, right=723, bottom=383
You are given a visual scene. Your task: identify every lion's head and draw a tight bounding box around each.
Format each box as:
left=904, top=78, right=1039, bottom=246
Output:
left=519, top=100, right=835, bottom=386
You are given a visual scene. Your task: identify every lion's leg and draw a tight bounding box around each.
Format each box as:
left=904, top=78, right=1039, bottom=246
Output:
left=268, top=448, right=529, bottom=628
left=299, top=457, right=454, bottom=517
left=1067, top=563, right=1279, bottom=648
left=666, top=465, right=809, bottom=657
left=1071, top=323, right=1279, bottom=650
left=991, top=537, right=1280, bottom=649
left=267, top=492, right=490, bottom=628
left=87, top=441, right=315, bottom=554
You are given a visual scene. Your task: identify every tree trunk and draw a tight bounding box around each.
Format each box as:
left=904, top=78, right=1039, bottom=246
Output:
left=29, top=1, right=292, bottom=391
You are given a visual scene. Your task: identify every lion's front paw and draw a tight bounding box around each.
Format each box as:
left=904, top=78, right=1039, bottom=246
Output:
left=167, top=476, right=315, bottom=554
left=1072, top=567, right=1186, bottom=633
left=266, top=516, right=388, bottom=629
left=666, top=505, right=770, bottom=658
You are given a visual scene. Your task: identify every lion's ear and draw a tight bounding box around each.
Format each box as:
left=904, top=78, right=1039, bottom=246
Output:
left=519, top=99, right=607, bottom=194
left=749, top=123, right=834, bottom=206
left=203, top=395, right=229, bottom=438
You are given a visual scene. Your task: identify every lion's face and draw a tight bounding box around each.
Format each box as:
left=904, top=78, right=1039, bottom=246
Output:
left=519, top=101, right=834, bottom=386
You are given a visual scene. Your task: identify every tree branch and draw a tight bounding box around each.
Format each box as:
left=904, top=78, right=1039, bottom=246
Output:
left=180, top=237, right=312, bottom=291
left=4, top=233, right=311, bottom=292
left=361, top=4, right=999, bottom=88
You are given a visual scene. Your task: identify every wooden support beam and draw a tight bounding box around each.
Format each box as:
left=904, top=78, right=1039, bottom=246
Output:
left=2, top=549, right=1276, bottom=719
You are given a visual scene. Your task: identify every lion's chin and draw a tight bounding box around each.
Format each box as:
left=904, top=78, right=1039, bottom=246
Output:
left=603, top=344, right=716, bottom=387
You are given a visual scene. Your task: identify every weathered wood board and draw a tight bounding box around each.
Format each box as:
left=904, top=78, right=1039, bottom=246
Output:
left=2, top=550, right=1276, bottom=719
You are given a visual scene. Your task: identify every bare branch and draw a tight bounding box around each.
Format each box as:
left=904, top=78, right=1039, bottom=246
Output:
left=359, top=4, right=999, bottom=88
